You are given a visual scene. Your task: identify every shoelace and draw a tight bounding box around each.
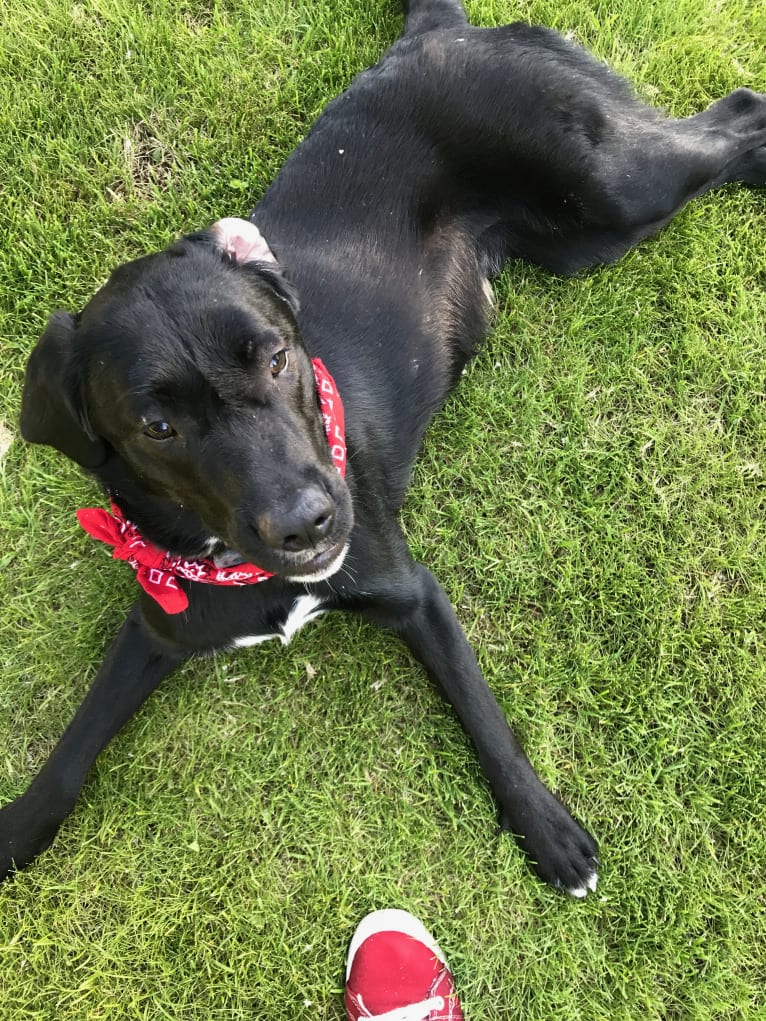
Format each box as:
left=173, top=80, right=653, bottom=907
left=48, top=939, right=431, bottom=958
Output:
left=358, top=994, right=445, bottom=1021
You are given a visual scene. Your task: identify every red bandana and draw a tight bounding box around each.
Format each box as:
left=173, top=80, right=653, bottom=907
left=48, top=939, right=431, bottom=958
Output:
left=77, top=358, right=346, bottom=615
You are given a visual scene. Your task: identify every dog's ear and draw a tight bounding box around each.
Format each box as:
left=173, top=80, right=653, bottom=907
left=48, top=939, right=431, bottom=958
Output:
left=20, top=311, right=107, bottom=468
left=210, top=217, right=278, bottom=265
left=208, top=217, right=300, bottom=314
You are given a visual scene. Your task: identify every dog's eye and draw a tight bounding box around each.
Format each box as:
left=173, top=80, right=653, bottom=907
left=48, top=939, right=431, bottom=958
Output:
left=143, top=421, right=176, bottom=440
left=270, top=349, right=289, bottom=376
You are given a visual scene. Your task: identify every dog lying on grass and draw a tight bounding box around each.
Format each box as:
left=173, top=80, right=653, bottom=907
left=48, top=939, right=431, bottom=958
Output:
left=4, top=0, right=765, bottom=895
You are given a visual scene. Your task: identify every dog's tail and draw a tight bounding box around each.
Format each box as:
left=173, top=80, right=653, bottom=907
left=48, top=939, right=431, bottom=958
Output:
left=402, top=0, right=468, bottom=35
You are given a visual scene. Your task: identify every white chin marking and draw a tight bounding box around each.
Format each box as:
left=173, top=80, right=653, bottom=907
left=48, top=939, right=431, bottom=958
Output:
left=286, top=543, right=349, bottom=585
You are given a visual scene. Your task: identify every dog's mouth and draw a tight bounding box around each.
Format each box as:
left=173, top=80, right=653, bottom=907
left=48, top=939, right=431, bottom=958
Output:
left=284, top=539, right=349, bottom=582
left=211, top=536, right=349, bottom=583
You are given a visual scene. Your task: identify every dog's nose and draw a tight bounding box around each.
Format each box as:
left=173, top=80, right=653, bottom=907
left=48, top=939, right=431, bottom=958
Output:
left=256, top=486, right=335, bottom=552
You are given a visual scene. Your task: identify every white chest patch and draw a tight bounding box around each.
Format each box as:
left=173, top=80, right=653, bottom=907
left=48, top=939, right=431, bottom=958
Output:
left=232, top=594, right=325, bottom=649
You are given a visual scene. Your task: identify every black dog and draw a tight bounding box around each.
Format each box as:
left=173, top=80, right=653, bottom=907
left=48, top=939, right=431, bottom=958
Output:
left=5, top=0, right=766, bottom=896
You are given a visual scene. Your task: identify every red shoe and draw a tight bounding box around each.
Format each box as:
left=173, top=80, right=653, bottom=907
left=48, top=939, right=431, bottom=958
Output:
left=345, top=909, right=464, bottom=1021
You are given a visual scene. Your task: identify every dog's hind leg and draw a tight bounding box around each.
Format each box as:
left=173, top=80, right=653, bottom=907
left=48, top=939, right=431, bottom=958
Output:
left=0, top=605, right=186, bottom=877
left=481, top=84, right=766, bottom=276
left=545, top=87, right=766, bottom=273
left=360, top=560, right=599, bottom=896
left=413, top=27, right=766, bottom=274
left=674, top=88, right=766, bottom=191
left=522, top=90, right=766, bottom=275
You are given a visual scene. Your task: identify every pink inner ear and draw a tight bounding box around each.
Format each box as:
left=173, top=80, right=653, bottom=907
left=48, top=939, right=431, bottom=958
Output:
left=210, top=217, right=277, bottom=265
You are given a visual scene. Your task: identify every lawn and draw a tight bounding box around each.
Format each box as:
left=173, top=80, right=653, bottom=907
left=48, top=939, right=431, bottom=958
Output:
left=1, top=0, right=765, bottom=1017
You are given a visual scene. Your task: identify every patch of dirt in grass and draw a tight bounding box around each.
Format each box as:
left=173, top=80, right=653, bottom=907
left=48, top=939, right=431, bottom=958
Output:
left=0, top=421, right=13, bottom=463
left=108, top=120, right=177, bottom=201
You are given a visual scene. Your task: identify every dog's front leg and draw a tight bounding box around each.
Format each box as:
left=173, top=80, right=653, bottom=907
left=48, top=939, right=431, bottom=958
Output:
left=365, top=561, right=598, bottom=896
left=0, top=604, right=186, bottom=878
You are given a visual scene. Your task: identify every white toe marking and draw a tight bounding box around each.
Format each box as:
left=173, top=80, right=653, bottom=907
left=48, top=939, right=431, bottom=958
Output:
left=567, top=868, right=598, bottom=899
left=232, top=594, right=325, bottom=649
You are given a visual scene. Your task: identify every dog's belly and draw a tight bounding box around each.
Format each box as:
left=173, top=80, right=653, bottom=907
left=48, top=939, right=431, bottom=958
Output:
left=231, top=593, right=325, bottom=648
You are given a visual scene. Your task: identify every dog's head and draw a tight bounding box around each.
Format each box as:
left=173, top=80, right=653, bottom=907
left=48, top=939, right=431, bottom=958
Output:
left=21, top=218, right=354, bottom=582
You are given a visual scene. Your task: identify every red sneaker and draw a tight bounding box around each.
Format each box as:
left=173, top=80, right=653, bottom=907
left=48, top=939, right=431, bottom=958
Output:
left=345, top=909, right=465, bottom=1021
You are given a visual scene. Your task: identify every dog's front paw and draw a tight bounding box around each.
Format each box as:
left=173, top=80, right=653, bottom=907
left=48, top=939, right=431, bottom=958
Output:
left=0, top=790, right=65, bottom=880
left=500, top=786, right=599, bottom=898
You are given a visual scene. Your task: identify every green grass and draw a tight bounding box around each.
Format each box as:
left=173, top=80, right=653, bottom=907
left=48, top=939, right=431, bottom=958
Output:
left=1, top=0, right=765, bottom=1017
